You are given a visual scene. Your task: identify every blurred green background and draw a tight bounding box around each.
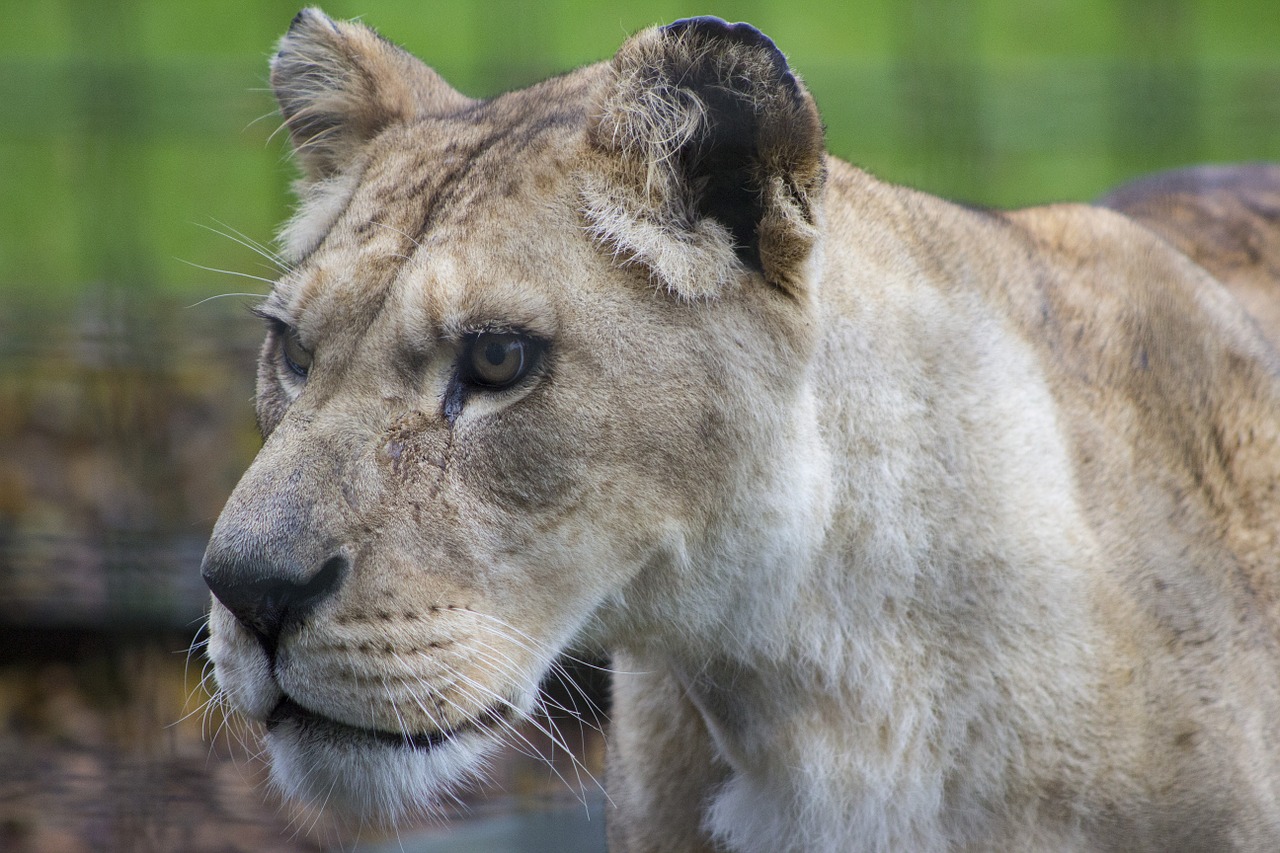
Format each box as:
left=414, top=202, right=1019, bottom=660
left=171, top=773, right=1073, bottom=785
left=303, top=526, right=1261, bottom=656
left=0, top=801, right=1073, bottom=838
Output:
left=3, top=0, right=1278, bottom=304
left=0, top=1, right=1276, bottom=850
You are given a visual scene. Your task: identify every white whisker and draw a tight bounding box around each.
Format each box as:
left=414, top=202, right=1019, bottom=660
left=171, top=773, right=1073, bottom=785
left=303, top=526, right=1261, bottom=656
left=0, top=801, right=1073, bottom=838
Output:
left=366, top=219, right=425, bottom=250
left=177, top=257, right=276, bottom=288
left=198, top=220, right=292, bottom=271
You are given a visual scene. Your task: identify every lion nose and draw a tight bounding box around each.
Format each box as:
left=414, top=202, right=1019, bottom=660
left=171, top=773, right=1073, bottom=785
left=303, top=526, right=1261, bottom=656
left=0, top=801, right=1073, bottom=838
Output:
left=202, top=551, right=348, bottom=655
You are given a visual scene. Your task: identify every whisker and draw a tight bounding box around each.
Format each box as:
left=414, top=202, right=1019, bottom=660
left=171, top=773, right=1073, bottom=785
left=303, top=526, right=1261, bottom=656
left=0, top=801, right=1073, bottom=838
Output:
left=467, top=609, right=634, bottom=676
left=551, top=664, right=610, bottom=729
left=177, top=257, right=276, bottom=289
left=245, top=108, right=283, bottom=133
left=366, top=219, right=425, bottom=251
left=465, top=640, right=592, bottom=727
left=462, top=616, right=613, bottom=733
left=198, top=220, right=291, bottom=268
left=184, top=292, right=269, bottom=310
left=446, top=668, right=604, bottom=806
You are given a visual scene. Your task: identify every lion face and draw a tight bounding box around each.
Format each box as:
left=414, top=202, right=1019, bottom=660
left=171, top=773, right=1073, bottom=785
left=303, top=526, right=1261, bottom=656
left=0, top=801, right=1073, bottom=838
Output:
left=201, top=10, right=825, bottom=823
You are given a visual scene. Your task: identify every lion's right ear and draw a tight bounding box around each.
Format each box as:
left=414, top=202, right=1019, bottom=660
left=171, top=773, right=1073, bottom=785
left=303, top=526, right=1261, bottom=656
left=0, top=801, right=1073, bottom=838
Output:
left=270, top=8, right=474, bottom=181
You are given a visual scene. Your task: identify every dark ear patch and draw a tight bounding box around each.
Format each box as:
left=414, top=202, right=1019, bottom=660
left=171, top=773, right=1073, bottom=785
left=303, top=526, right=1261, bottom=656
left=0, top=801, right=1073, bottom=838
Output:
left=661, top=18, right=804, bottom=273
left=586, top=17, right=825, bottom=299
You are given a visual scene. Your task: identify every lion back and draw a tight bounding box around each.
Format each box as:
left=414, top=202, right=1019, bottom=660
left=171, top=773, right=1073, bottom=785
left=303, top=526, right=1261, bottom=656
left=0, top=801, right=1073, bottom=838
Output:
left=1099, top=163, right=1280, bottom=347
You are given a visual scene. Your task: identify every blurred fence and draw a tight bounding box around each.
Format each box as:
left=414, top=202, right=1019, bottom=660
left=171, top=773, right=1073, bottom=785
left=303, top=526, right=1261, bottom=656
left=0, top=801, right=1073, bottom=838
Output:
left=0, top=0, right=1277, bottom=628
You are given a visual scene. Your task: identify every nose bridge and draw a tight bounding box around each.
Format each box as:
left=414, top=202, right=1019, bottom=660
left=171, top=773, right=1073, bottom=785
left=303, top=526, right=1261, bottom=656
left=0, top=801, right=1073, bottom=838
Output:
left=213, top=433, right=333, bottom=571
left=201, top=407, right=365, bottom=650
left=232, top=379, right=394, bottom=533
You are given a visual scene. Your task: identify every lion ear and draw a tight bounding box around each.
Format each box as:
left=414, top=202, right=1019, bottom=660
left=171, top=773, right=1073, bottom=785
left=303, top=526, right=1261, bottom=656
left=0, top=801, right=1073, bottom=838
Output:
left=270, top=7, right=474, bottom=181
left=585, top=17, right=826, bottom=300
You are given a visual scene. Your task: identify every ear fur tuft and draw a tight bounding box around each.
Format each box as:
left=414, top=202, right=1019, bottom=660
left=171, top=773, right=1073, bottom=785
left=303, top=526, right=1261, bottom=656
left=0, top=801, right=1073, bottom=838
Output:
left=585, top=17, right=825, bottom=300
left=271, top=7, right=474, bottom=181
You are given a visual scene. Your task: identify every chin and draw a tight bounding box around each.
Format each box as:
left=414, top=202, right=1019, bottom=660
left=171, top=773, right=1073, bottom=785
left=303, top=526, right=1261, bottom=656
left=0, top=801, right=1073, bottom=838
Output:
left=263, top=707, right=504, bottom=827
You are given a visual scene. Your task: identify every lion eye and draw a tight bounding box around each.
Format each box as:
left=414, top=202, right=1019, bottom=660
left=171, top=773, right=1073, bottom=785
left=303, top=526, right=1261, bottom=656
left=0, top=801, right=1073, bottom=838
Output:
left=280, top=325, right=313, bottom=378
left=463, top=332, right=532, bottom=389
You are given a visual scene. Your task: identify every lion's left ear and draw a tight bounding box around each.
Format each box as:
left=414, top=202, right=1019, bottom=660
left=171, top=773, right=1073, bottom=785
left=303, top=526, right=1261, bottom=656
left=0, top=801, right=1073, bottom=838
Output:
left=585, top=17, right=826, bottom=300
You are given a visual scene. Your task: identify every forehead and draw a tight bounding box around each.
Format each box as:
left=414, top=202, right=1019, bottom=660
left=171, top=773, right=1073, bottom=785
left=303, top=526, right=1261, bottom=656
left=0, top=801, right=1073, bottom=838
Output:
left=275, top=76, right=599, bottom=334
left=357, top=98, right=588, bottom=246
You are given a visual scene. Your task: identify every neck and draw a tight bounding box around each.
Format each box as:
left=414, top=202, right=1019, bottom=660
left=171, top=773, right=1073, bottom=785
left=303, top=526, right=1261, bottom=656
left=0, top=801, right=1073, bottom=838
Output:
left=614, top=224, right=1109, bottom=848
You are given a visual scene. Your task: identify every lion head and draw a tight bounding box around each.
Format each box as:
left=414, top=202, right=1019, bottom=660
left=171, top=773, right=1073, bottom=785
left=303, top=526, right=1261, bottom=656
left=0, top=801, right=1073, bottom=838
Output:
left=201, top=8, right=826, bottom=823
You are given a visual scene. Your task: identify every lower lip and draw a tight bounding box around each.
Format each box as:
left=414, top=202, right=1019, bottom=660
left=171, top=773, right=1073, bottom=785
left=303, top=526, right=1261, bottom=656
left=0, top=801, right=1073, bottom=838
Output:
left=266, top=696, right=504, bottom=751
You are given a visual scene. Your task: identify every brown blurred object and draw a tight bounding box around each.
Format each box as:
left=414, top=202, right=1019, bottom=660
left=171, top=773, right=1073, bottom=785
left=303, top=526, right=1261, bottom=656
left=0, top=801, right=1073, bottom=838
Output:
left=0, top=632, right=330, bottom=853
left=0, top=294, right=261, bottom=630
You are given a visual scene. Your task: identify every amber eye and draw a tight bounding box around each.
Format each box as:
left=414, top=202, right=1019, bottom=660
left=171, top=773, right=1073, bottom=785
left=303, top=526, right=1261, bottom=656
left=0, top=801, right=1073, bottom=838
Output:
left=280, top=325, right=312, bottom=378
left=463, top=332, right=532, bottom=389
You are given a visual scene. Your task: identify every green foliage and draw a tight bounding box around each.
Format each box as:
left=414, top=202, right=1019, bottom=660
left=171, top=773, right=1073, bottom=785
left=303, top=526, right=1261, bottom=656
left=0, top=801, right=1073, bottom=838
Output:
left=1, top=0, right=1277, bottom=303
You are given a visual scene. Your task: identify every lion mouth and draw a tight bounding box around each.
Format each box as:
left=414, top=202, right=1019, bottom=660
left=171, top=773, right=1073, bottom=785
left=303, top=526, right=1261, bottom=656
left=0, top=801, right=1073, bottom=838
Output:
left=266, top=696, right=512, bottom=752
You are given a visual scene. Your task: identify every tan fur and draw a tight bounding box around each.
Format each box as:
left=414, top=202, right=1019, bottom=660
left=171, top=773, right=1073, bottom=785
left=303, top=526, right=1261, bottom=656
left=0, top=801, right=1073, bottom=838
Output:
left=1098, top=163, right=1280, bottom=346
left=202, top=10, right=1280, bottom=851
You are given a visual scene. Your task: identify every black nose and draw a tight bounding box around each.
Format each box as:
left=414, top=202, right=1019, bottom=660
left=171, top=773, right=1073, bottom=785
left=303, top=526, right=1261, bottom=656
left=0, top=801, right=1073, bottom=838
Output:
left=202, top=551, right=348, bottom=656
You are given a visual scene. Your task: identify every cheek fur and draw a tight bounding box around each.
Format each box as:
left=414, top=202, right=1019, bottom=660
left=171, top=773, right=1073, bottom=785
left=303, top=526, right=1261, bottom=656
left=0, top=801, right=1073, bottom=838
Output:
left=457, top=400, right=589, bottom=512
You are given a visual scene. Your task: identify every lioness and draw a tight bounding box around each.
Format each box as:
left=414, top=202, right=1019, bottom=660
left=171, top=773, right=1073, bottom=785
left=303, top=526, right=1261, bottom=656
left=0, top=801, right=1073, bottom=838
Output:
left=200, top=9, right=1280, bottom=852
